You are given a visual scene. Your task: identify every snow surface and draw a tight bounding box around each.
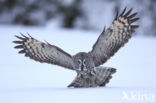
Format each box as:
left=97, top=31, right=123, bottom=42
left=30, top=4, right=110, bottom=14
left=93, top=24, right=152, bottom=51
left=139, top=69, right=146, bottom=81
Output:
left=0, top=24, right=156, bottom=103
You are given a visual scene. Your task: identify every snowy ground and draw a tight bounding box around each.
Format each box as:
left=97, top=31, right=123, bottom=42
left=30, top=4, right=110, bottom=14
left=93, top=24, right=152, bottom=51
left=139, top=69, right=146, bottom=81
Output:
left=0, top=24, right=156, bottom=103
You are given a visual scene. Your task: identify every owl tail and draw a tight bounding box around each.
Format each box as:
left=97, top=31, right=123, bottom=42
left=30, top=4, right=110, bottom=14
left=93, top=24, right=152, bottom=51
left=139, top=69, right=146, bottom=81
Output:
left=95, top=66, right=116, bottom=87
left=68, top=67, right=116, bottom=88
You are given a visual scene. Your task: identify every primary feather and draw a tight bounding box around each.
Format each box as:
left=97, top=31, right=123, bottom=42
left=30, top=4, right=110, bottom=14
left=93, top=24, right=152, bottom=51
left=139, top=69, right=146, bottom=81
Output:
left=90, top=8, right=139, bottom=67
left=13, top=34, right=74, bottom=70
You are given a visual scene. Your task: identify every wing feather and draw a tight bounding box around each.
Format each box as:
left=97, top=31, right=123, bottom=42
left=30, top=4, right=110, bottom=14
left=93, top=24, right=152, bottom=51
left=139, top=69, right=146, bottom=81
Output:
left=13, top=34, right=74, bottom=70
left=90, top=8, right=139, bottom=67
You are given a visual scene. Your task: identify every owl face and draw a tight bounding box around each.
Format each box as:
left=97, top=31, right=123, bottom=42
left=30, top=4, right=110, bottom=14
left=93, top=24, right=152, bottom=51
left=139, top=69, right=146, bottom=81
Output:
left=73, top=52, right=95, bottom=76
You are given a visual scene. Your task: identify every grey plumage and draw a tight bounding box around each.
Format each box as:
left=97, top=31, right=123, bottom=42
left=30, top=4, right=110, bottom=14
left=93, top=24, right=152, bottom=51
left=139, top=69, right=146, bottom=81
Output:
left=90, top=8, right=139, bottom=67
left=13, top=8, right=139, bottom=88
left=13, top=35, right=74, bottom=70
left=68, top=67, right=116, bottom=88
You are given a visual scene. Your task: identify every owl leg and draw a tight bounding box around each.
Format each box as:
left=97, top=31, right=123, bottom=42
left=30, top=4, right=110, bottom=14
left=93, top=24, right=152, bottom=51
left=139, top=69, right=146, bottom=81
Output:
left=95, top=66, right=116, bottom=87
left=85, top=76, right=97, bottom=87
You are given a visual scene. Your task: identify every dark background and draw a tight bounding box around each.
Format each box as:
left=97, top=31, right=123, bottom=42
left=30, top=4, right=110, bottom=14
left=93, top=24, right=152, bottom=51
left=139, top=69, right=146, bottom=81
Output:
left=0, top=0, right=156, bottom=36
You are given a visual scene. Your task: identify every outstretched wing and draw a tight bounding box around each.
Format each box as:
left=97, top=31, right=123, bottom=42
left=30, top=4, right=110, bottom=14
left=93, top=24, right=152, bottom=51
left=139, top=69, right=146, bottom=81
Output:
left=13, top=34, right=74, bottom=70
left=90, top=8, right=139, bottom=67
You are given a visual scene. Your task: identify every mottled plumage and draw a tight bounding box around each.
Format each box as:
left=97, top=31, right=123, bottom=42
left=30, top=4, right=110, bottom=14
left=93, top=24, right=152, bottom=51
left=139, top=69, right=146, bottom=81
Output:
left=68, top=67, right=116, bottom=88
left=13, top=8, right=139, bottom=88
left=90, top=8, right=139, bottom=67
left=14, top=33, right=74, bottom=70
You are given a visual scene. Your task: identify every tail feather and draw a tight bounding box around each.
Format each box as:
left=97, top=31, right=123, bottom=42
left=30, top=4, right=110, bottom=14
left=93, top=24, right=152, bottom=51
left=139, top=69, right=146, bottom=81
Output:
left=68, top=66, right=116, bottom=88
left=95, top=66, right=116, bottom=86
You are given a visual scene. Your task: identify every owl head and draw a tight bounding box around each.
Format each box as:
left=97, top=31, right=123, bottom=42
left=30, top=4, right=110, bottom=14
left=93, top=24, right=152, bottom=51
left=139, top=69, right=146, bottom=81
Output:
left=73, top=52, right=95, bottom=76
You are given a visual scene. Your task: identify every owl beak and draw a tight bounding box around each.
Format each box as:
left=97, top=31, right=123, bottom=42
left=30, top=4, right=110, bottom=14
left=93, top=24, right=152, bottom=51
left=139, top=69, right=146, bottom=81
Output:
left=81, top=64, right=84, bottom=71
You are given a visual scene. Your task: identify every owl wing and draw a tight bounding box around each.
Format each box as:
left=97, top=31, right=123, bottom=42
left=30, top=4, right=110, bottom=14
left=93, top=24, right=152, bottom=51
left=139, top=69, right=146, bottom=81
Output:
left=95, top=66, right=116, bottom=86
left=89, top=8, right=139, bottom=67
left=13, top=34, right=74, bottom=70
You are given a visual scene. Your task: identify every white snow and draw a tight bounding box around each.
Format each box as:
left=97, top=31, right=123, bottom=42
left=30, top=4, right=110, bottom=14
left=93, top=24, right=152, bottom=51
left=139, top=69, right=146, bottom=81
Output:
left=0, top=24, right=156, bottom=103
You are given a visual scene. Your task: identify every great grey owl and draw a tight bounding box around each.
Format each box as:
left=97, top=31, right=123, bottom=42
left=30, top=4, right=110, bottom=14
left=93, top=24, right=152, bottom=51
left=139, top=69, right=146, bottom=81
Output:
left=13, top=8, right=139, bottom=88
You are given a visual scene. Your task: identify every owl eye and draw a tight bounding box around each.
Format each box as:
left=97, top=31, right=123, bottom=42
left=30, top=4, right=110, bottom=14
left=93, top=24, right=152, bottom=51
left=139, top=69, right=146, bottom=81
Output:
left=83, top=59, right=86, bottom=64
left=78, top=59, right=82, bottom=64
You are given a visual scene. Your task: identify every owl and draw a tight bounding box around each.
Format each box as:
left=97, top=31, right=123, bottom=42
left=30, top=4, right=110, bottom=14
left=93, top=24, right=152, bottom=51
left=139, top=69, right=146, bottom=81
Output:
left=13, top=7, right=139, bottom=88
